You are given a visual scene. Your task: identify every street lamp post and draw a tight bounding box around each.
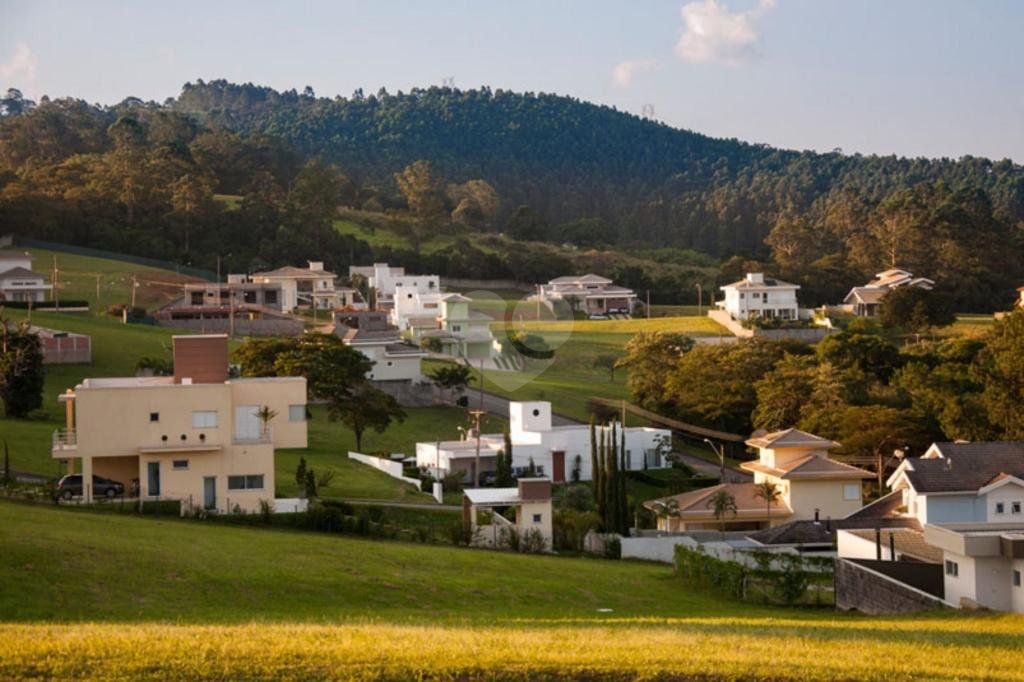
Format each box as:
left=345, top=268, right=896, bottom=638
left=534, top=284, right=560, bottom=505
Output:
left=703, top=437, right=725, bottom=482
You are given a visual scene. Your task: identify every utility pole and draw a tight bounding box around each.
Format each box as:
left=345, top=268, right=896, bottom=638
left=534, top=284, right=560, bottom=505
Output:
left=704, top=437, right=725, bottom=483
left=646, top=290, right=650, bottom=319
left=95, top=275, right=101, bottom=316
left=228, top=282, right=235, bottom=338
left=52, top=255, right=60, bottom=311
left=695, top=283, right=703, bottom=317
left=130, top=274, right=138, bottom=308
left=469, top=408, right=486, bottom=488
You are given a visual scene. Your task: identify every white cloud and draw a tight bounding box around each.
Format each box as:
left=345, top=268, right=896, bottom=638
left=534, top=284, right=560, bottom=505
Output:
left=675, top=0, right=775, bottom=65
left=0, top=43, right=38, bottom=87
left=611, top=59, right=659, bottom=88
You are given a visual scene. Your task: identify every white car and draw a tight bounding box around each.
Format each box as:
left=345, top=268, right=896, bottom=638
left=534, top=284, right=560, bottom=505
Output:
left=588, top=312, right=609, bottom=320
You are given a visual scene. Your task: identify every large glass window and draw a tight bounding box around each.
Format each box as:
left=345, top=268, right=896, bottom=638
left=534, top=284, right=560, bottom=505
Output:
left=289, top=405, right=306, bottom=422
left=843, top=484, right=861, bottom=501
left=147, top=462, right=161, bottom=497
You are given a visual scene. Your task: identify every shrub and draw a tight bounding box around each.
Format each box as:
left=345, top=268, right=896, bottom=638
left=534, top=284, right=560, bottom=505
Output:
left=604, top=537, right=621, bottom=560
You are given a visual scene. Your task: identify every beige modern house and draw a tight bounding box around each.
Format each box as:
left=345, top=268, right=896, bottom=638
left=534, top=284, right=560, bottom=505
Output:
left=251, top=261, right=352, bottom=311
left=646, top=429, right=872, bottom=531
left=463, top=478, right=553, bottom=550
left=52, top=334, right=307, bottom=514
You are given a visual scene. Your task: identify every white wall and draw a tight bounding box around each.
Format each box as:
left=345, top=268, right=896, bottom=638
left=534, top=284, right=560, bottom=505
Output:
left=348, top=451, right=423, bottom=488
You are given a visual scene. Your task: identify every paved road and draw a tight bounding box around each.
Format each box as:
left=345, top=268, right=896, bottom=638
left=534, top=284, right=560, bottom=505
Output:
left=675, top=454, right=751, bottom=483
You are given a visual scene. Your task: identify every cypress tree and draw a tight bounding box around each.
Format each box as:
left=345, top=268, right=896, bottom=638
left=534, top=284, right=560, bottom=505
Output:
left=597, top=425, right=607, bottom=529
left=609, top=423, right=620, bottom=534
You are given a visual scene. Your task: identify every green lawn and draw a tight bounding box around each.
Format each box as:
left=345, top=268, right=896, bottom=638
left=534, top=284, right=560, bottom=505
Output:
left=276, top=404, right=507, bottom=501
left=13, top=247, right=200, bottom=310
left=1, top=501, right=1022, bottom=680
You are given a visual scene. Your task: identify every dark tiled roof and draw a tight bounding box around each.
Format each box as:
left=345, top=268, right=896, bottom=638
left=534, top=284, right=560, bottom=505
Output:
left=844, top=528, right=943, bottom=563
left=747, top=516, right=921, bottom=546
left=901, top=442, right=1024, bottom=493
left=0, top=266, right=46, bottom=279
left=845, top=490, right=905, bottom=520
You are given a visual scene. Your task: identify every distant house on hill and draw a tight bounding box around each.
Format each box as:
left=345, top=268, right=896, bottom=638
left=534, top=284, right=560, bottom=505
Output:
left=0, top=250, right=51, bottom=303
left=534, top=274, right=637, bottom=317
left=348, top=262, right=439, bottom=311
left=716, top=273, right=800, bottom=322
left=842, top=268, right=934, bottom=317
left=251, top=261, right=354, bottom=311
left=332, top=310, right=425, bottom=384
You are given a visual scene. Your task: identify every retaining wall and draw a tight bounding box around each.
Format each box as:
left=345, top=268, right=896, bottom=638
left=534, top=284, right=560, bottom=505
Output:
left=835, top=558, right=947, bottom=614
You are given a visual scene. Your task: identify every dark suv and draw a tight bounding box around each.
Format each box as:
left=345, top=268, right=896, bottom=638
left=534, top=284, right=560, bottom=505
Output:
left=55, top=474, right=125, bottom=500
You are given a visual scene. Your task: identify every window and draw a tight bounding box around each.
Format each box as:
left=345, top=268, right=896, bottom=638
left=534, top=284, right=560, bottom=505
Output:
left=149, top=412, right=160, bottom=422
left=192, top=411, right=218, bottom=428
left=228, top=474, right=265, bottom=491
left=451, top=325, right=461, bottom=332
left=1015, top=570, right=1022, bottom=588
left=386, top=361, right=394, bottom=367
left=1014, top=502, right=1022, bottom=514
left=843, top=484, right=861, bottom=501
left=289, top=405, right=306, bottom=422
left=532, top=514, right=542, bottom=524
left=172, top=459, right=189, bottom=470
left=739, top=293, right=745, bottom=299
left=996, top=502, right=1006, bottom=514
left=264, top=290, right=278, bottom=305
left=945, top=560, right=959, bottom=577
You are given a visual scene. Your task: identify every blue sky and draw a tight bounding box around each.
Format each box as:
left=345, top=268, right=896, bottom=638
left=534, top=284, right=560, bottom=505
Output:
left=2, top=0, right=1022, bottom=160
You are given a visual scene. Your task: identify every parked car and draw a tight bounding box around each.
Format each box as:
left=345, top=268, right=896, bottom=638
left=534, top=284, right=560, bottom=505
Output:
left=55, top=474, right=125, bottom=500
left=588, top=313, right=609, bottom=320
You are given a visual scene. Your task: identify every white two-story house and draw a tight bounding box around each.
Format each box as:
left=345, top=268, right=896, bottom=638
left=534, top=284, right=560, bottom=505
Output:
left=0, top=250, right=52, bottom=303
left=717, top=273, right=801, bottom=321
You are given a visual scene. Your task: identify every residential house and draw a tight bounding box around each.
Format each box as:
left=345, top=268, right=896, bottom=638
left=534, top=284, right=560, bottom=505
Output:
left=349, top=262, right=439, bottom=310
left=842, top=268, right=935, bottom=317
left=154, top=275, right=303, bottom=336
left=251, top=261, right=346, bottom=311
left=463, top=477, right=553, bottom=549
left=646, top=429, right=872, bottom=532
left=51, top=334, right=308, bottom=514
left=421, top=293, right=499, bottom=360
left=535, top=274, right=637, bottom=316
left=333, top=310, right=425, bottom=383
left=0, top=250, right=51, bottom=303
left=833, top=440, right=1024, bottom=614
left=717, top=273, right=800, bottom=321
left=416, top=400, right=670, bottom=484
left=390, top=284, right=445, bottom=335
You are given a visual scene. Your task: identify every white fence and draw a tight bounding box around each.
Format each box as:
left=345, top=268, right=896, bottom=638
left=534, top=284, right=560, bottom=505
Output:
left=274, top=498, right=308, bottom=513
left=622, top=533, right=832, bottom=569
left=348, top=451, right=424, bottom=489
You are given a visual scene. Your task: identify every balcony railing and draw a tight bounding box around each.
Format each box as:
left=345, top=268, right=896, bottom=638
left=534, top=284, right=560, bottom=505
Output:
left=52, top=428, right=77, bottom=451
left=233, top=430, right=272, bottom=445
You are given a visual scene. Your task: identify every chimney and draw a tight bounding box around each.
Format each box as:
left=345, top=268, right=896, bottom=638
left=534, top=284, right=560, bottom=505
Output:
left=746, top=273, right=765, bottom=284
left=172, top=335, right=229, bottom=385
left=308, top=261, right=324, bottom=272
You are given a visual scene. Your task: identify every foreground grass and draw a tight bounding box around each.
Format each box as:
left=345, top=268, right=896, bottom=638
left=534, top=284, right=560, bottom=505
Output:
left=4, top=617, right=1024, bottom=681
left=1, top=503, right=1022, bottom=680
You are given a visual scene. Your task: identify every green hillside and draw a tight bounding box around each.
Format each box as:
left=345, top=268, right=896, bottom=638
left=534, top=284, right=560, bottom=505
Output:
left=1, top=502, right=1022, bottom=680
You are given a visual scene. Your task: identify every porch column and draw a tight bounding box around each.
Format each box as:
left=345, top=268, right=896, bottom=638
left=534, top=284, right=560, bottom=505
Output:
left=81, top=455, right=93, bottom=504
left=63, top=390, right=75, bottom=474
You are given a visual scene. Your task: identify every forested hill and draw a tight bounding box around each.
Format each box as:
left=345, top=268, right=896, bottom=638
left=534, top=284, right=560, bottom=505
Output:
left=1, top=81, right=1023, bottom=312
left=170, top=80, right=1024, bottom=255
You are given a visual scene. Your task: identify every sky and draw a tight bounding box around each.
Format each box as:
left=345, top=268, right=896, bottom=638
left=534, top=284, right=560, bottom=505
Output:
left=2, top=0, right=1023, bottom=161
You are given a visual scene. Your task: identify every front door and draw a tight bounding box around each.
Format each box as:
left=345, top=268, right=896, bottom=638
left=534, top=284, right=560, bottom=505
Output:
left=203, top=476, right=216, bottom=510
left=552, top=451, right=565, bottom=483
left=234, top=405, right=261, bottom=442
left=147, top=461, right=161, bottom=497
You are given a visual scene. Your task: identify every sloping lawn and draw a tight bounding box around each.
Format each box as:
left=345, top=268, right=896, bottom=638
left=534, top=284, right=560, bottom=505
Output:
left=1, top=502, right=1022, bottom=680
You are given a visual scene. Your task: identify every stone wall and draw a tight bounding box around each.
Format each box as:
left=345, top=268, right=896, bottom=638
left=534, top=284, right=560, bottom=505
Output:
left=835, top=558, right=947, bottom=615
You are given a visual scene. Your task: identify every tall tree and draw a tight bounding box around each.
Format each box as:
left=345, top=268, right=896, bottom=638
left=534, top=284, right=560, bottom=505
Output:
left=327, top=382, right=406, bottom=452
left=0, top=319, right=44, bottom=418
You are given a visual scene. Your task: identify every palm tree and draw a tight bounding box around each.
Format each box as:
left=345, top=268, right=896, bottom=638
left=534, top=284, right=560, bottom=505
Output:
left=706, top=489, right=738, bottom=536
left=256, top=406, right=278, bottom=439
left=649, top=498, right=681, bottom=531
left=753, top=481, right=782, bottom=528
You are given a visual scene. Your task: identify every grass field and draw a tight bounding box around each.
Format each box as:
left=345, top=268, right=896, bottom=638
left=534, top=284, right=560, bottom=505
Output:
left=13, top=247, right=200, bottom=310
left=275, top=404, right=507, bottom=502
left=1, top=501, right=1022, bottom=680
